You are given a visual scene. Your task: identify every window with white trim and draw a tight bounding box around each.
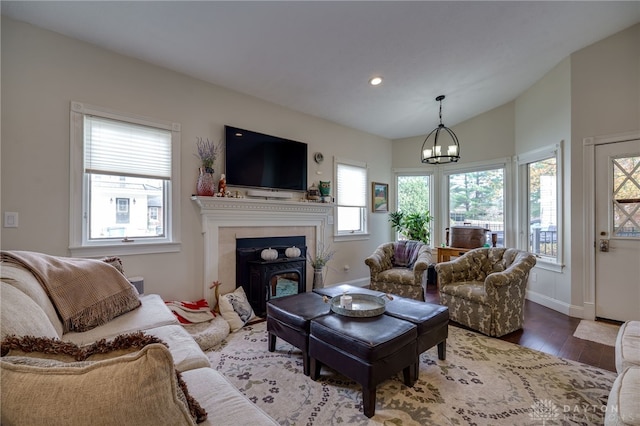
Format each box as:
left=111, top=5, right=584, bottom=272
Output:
left=335, top=158, right=368, bottom=236
left=446, top=167, right=506, bottom=247
left=70, top=102, right=181, bottom=256
left=395, top=173, right=433, bottom=241
left=517, top=142, right=563, bottom=266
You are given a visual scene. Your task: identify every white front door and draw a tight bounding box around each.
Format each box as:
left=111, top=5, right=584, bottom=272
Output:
left=595, top=139, right=640, bottom=321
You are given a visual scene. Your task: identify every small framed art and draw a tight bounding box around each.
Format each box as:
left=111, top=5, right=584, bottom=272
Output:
left=372, top=182, right=388, bottom=213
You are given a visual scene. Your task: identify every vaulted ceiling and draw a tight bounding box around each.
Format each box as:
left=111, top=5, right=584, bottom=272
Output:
left=2, top=1, right=639, bottom=139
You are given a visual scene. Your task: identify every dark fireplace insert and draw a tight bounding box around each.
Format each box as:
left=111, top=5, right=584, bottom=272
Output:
left=236, top=236, right=307, bottom=316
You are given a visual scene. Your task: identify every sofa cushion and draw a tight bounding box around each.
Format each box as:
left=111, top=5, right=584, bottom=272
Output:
left=605, top=365, right=640, bottom=426
left=1, top=262, right=64, bottom=336
left=0, top=282, right=59, bottom=340
left=377, top=268, right=417, bottom=286
left=63, top=294, right=178, bottom=345
left=616, top=321, right=640, bottom=374
left=1, top=334, right=207, bottom=425
left=182, top=367, right=279, bottom=426
left=145, top=324, right=211, bottom=372
left=439, top=281, right=488, bottom=304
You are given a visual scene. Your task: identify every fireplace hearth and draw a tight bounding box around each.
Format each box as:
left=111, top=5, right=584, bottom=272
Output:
left=236, top=236, right=307, bottom=316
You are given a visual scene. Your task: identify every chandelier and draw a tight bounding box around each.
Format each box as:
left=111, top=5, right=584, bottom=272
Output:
left=420, top=95, right=460, bottom=164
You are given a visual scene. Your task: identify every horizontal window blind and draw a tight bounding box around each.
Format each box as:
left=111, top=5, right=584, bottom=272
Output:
left=84, top=116, right=172, bottom=179
left=337, top=162, right=366, bottom=207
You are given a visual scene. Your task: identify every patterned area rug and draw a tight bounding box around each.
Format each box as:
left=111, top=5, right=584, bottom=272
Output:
left=573, top=320, right=620, bottom=347
left=207, top=322, right=615, bottom=425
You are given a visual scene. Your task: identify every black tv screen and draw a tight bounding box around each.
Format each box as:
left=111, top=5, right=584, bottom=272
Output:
left=224, top=126, right=308, bottom=192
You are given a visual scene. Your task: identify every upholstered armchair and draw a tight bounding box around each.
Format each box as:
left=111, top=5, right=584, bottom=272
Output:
left=435, top=248, right=536, bottom=337
left=364, top=241, right=432, bottom=301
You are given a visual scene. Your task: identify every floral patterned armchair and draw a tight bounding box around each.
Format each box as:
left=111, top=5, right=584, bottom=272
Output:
left=364, top=241, right=432, bottom=301
left=435, top=248, right=536, bottom=337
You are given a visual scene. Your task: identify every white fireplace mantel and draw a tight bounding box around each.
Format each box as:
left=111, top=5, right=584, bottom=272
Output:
left=191, top=196, right=334, bottom=303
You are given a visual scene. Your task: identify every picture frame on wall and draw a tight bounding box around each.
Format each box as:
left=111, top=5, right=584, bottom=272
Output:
left=372, top=182, right=388, bottom=213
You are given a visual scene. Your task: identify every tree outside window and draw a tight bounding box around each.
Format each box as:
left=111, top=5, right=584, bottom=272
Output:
left=528, top=158, right=557, bottom=257
left=448, top=168, right=505, bottom=246
left=395, top=175, right=432, bottom=242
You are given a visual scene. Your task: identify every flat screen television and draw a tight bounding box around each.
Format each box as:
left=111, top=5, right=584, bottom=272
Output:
left=224, top=125, right=308, bottom=192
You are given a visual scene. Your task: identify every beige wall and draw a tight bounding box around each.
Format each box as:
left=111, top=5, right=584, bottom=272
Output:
left=514, top=57, right=572, bottom=311
left=393, top=102, right=515, bottom=169
left=0, top=17, right=391, bottom=300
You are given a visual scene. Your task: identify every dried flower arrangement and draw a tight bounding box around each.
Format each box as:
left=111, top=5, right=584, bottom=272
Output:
left=307, top=243, right=336, bottom=269
left=195, top=137, right=221, bottom=173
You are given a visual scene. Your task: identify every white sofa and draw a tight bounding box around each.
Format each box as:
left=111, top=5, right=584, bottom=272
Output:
left=605, top=321, right=640, bottom=426
left=0, top=258, right=278, bottom=426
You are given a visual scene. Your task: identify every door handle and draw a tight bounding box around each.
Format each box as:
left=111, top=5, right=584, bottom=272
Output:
left=599, top=239, right=609, bottom=252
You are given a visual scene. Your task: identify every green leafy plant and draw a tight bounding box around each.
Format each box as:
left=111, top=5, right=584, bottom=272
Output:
left=389, top=211, right=433, bottom=244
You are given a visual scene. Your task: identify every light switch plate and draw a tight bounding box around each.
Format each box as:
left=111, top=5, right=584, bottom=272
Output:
left=4, top=212, right=19, bottom=228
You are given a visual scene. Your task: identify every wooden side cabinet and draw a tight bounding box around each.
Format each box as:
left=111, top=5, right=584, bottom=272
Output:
left=436, top=246, right=472, bottom=263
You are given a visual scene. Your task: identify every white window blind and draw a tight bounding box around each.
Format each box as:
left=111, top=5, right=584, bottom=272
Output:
left=84, top=116, right=172, bottom=180
left=337, top=163, right=367, bottom=207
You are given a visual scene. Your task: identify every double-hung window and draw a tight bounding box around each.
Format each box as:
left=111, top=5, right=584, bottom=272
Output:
left=335, top=158, right=368, bottom=237
left=70, top=102, right=181, bottom=256
left=517, top=142, right=563, bottom=269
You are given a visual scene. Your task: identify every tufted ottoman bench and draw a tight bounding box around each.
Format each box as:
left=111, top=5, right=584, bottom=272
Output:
left=309, top=314, right=418, bottom=418
left=266, top=292, right=331, bottom=375
left=314, top=284, right=449, bottom=378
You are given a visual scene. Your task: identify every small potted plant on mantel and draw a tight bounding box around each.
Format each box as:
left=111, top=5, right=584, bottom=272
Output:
left=195, top=137, right=221, bottom=196
left=307, top=244, right=336, bottom=289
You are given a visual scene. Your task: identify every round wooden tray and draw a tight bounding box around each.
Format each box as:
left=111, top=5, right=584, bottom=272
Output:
left=330, top=293, right=387, bottom=317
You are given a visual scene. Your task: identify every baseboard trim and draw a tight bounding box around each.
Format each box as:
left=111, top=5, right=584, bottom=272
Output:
left=329, top=277, right=369, bottom=288
left=526, top=290, right=573, bottom=316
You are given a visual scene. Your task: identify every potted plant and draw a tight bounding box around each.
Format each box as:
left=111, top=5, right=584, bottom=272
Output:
left=389, top=211, right=433, bottom=244
left=307, top=244, right=336, bottom=289
left=195, top=137, right=221, bottom=196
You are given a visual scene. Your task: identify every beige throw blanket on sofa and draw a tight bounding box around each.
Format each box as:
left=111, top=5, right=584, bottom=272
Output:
left=1, top=251, right=141, bottom=332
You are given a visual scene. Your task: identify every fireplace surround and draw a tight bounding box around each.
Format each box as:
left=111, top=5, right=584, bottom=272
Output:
left=192, top=196, right=333, bottom=307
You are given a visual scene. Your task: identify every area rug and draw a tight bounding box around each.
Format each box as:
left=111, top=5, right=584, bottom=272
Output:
left=207, top=322, right=615, bottom=425
left=573, top=320, right=620, bottom=347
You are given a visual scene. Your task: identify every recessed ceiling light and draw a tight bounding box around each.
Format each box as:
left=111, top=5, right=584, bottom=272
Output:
left=369, top=76, right=383, bottom=86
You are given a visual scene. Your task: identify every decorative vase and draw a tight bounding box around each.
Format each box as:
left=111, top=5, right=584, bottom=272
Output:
left=313, top=268, right=324, bottom=289
left=196, top=168, right=216, bottom=196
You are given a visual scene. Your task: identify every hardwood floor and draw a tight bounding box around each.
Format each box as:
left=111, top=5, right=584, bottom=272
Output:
left=424, top=284, right=617, bottom=372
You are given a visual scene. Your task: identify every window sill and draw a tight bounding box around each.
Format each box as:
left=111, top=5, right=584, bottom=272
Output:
left=532, top=256, right=564, bottom=273
left=69, top=242, right=181, bottom=258
left=333, top=233, right=370, bottom=242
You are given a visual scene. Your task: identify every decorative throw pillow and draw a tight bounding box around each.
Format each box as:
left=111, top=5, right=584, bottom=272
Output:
left=0, top=333, right=207, bottom=425
left=218, top=286, right=258, bottom=332
left=101, top=256, right=125, bottom=275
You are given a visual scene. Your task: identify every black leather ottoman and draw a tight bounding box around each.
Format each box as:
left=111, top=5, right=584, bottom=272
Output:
left=309, top=314, right=417, bottom=418
left=385, top=297, right=449, bottom=377
left=315, top=284, right=449, bottom=378
left=266, top=292, right=331, bottom=375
